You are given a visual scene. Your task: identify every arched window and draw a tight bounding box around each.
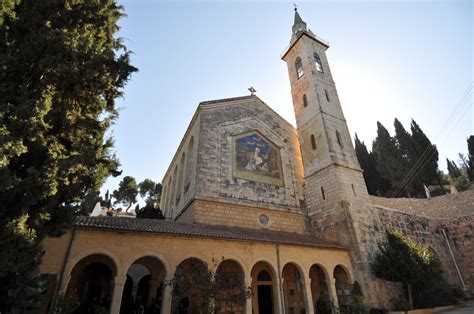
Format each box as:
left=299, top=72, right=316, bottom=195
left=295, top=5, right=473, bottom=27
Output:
left=184, top=137, right=194, bottom=194
left=303, top=94, right=308, bottom=107
left=325, top=89, right=330, bottom=102
left=310, top=134, right=316, bottom=150
left=314, top=53, right=324, bottom=73
left=295, top=57, right=304, bottom=79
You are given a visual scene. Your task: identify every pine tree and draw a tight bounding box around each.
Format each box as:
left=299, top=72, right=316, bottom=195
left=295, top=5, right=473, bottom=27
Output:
left=113, top=176, right=139, bottom=211
left=0, top=1, right=136, bottom=311
left=354, top=134, right=388, bottom=195
left=410, top=120, right=443, bottom=193
left=372, top=122, right=406, bottom=196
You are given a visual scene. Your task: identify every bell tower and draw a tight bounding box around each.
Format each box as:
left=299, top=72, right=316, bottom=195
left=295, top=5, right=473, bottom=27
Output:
left=282, top=9, right=385, bottom=307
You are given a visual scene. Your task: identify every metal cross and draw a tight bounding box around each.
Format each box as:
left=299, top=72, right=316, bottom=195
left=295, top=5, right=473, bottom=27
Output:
left=248, top=86, right=257, bottom=95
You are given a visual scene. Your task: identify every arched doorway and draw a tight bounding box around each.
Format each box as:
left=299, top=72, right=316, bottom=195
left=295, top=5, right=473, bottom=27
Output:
left=215, top=259, right=247, bottom=313
left=282, top=263, right=305, bottom=314
left=251, top=261, right=277, bottom=314
left=309, top=264, right=330, bottom=314
left=121, top=256, right=166, bottom=313
left=334, top=265, right=351, bottom=314
left=171, top=257, right=210, bottom=313
left=67, top=254, right=117, bottom=313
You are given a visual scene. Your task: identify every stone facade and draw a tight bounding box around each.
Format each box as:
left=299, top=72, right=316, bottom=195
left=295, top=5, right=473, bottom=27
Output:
left=38, top=9, right=474, bottom=314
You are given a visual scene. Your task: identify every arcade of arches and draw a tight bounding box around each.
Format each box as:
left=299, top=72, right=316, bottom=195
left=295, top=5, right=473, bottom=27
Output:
left=41, top=228, right=354, bottom=314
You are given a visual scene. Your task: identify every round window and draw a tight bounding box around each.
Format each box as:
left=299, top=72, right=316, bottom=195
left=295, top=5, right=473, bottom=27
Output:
left=258, top=214, right=270, bottom=227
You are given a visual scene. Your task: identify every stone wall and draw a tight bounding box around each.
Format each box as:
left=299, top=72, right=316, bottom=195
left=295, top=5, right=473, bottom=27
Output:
left=370, top=190, right=474, bottom=219
left=370, top=191, right=474, bottom=296
left=439, top=215, right=474, bottom=294
left=176, top=198, right=308, bottom=234
left=195, top=96, right=305, bottom=210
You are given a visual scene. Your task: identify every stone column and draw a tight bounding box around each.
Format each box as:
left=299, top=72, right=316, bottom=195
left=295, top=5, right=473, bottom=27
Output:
left=275, top=276, right=284, bottom=314
left=328, top=277, right=340, bottom=314
left=160, top=277, right=173, bottom=314
left=245, top=276, right=253, bottom=314
left=304, top=276, right=315, bottom=314
left=111, top=275, right=127, bottom=314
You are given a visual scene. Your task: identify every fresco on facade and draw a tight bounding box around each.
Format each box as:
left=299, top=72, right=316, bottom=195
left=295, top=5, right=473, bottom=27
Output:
left=232, top=131, right=283, bottom=186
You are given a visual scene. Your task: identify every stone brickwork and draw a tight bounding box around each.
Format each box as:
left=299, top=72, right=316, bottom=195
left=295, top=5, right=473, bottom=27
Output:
left=176, top=198, right=308, bottom=234
left=440, top=215, right=474, bottom=294
left=370, top=189, right=474, bottom=219
left=370, top=192, right=474, bottom=296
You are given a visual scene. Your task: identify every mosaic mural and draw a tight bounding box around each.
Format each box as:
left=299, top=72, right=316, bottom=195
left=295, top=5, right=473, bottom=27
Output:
left=232, top=131, right=283, bottom=186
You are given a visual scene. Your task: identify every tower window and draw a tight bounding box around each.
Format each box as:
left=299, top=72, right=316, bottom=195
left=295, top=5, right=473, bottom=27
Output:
left=352, top=183, right=356, bottom=196
left=321, top=187, right=326, bottom=200
left=314, top=53, right=324, bottom=73
left=336, top=130, right=342, bottom=146
left=325, top=89, right=330, bottom=102
left=295, top=57, right=304, bottom=79
left=310, top=134, right=316, bottom=150
left=303, top=94, right=308, bottom=107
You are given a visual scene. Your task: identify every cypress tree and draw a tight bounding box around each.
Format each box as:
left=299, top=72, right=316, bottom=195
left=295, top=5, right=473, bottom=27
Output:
left=0, top=0, right=137, bottom=311
left=467, top=136, right=474, bottom=181
left=410, top=120, right=443, bottom=192
left=372, top=122, right=406, bottom=196
left=354, top=134, right=388, bottom=195
left=446, top=159, right=461, bottom=178
left=393, top=119, right=420, bottom=196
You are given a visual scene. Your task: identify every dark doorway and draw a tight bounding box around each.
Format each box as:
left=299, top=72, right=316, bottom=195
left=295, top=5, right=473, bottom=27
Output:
left=258, top=285, right=273, bottom=314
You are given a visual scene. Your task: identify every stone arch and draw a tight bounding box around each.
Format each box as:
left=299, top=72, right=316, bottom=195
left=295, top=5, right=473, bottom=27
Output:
left=282, top=262, right=306, bottom=313
left=215, top=259, right=246, bottom=313
left=333, top=265, right=351, bottom=313
left=67, top=253, right=118, bottom=313
left=251, top=260, right=279, bottom=314
left=121, top=255, right=167, bottom=312
left=309, top=264, right=331, bottom=313
left=67, top=248, right=123, bottom=279
left=184, top=136, right=194, bottom=194
left=171, top=257, right=210, bottom=313
left=170, top=166, right=178, bottom=215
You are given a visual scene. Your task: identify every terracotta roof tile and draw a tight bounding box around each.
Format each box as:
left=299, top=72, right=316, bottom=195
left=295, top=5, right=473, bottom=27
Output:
left=74, top=216, right=346, bottom=250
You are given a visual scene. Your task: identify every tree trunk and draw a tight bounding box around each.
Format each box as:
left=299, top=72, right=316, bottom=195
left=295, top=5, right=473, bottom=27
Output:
left=407, top=283, right=414, bottom=310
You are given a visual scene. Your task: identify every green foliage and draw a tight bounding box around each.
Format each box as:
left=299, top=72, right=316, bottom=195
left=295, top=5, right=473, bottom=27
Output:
left=138, top=178, right=162, bottom=207
left=369, top=119, right=442, bottom=197
left=467, top=136, right=474, bottom=181
left=372, top=230, right=464, bottom=309
left=390, top=298, right=410, bottom=311
left=354, top=134, right=389, bottom=195
left=316, top=297, right=330, bottom=314
left=0, top=0, right=136, bottom=311
left=0, top=215, right=49, bottom=312
left=372, top=122, right=402, bottom=194
left=447, top=158, right=462, bottom=178
left=135, top=204, right=164, bottom=219
left=113, top=176, right=138, bottom=210
left=56, top=290, right=80, bottom=314
left=349, top=281, right=369, bottom=314
left=410, top=120, right=441, bottom=191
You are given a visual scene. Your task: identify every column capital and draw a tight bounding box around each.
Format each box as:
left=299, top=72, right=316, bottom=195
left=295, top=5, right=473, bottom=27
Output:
left=114, top=275, right=128, bottom=286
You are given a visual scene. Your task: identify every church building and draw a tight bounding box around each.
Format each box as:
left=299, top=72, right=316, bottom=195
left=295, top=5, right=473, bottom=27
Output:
left=39, top=9, right=473, bottom=314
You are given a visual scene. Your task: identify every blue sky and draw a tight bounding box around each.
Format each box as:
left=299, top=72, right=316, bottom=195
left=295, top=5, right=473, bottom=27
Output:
left=103, top=0, right=473, bottom=200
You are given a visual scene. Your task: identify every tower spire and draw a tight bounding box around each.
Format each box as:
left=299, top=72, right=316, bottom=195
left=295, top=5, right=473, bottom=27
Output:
left=292, top=6, right=307, bottom=34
